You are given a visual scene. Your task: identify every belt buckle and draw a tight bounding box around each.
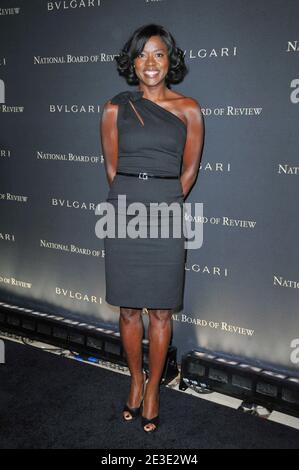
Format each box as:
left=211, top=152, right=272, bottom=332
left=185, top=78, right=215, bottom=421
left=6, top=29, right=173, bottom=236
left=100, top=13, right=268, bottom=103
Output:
left=139, top=172, right=148, bottom=180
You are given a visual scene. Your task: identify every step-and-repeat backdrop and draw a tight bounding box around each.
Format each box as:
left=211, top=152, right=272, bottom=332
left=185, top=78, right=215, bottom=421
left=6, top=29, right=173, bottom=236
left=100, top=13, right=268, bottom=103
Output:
left=0, top=0, right=298, bottom=374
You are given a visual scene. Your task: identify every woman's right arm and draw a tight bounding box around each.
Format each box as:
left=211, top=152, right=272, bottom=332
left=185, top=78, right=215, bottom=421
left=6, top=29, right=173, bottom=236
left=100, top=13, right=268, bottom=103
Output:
left=100, top=100, right=119, bottom=187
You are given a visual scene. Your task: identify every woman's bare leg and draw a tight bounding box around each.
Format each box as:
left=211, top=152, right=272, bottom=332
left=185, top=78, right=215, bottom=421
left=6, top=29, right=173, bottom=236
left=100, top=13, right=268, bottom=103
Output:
left=142, top=308, right=173, bottom=430
left=119, top=307, right=145, bottom=419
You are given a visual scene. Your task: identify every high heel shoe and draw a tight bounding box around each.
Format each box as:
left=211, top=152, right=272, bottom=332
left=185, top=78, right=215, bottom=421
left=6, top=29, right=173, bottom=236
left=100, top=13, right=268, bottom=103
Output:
left=122, top=369, right=148, bottom=422
left=141, top=414, right=160, bottom=433
left=141, top=386, right=160, bottom=433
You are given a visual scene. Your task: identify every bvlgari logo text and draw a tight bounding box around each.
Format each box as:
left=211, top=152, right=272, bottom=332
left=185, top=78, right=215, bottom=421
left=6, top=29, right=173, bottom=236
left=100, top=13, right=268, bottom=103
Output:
left=37, top=150, right=102, bottom=164
left=0, top=275, right=32, bottom=289
left=286, top=41, right=299, bottom=52
left=278, top=164, right=299, bottom=175
left=0, top=149, right=11, bottom=158
left=56, top=287, right=102, bottom=304
left=0, top=232, right=15, bottom=242
left=0, top=193, right=28, bottom=202
left=0, top=7, right=20, bottom=15
left=187, top=46, right=237, bottom=59
left=40, top=239, right=104, bottom=258
left=274, top=275, right=299, bottom=289
left=47, top=0, right=101, bottom=11
left=202, top=106, right=262, bottom=117
left=200, top=162, right=231, bottom=172
left=49, top=104, right=101, bottom=113
left=51, top=198, right=99, bottom=210
left=34, top=54, right=116, bottom=64
left=185, top=264, right=228, bottom=276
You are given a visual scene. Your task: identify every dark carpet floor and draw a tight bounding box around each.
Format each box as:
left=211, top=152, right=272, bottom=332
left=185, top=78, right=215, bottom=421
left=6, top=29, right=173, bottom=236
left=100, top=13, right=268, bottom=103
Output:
left=0, top=339, right=298, bottom=449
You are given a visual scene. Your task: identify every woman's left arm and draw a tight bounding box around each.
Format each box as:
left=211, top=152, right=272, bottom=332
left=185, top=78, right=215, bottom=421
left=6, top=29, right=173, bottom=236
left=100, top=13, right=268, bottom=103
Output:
left=180, top=98, right=205, bottom=199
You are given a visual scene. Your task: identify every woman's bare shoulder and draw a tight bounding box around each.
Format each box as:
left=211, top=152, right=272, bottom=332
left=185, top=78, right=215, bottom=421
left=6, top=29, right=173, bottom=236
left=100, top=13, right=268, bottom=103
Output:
left=103, top=98, right=119, bottom=110
left=175, top=91, right=201, bottom=107
left=168, top=91, right=202, bottom=112
left=101, top=97, right=119, bottom=122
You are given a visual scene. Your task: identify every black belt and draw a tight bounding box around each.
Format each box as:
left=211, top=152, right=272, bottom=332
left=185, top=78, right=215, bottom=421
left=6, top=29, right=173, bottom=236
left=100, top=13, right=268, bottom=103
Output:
left=116, top=171, right=178, bottom=180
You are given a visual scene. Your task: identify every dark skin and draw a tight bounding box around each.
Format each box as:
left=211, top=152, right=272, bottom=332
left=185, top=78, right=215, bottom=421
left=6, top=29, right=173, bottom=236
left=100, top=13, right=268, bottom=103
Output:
left=100, top=35, right=204, bottom=430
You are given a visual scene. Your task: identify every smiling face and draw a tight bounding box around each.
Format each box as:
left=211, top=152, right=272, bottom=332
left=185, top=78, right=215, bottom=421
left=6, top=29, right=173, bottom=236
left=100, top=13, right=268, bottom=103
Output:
left=133, top=35, right=169, bottom=87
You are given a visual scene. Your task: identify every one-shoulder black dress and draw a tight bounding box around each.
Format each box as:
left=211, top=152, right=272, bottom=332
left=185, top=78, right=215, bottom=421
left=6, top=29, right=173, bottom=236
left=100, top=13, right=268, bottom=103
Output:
left=104, top=89, right=187, bottom=309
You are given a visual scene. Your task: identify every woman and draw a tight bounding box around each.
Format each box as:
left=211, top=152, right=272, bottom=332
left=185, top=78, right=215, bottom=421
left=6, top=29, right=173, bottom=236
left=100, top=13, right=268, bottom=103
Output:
left=100, top=24, right=204, bottom=433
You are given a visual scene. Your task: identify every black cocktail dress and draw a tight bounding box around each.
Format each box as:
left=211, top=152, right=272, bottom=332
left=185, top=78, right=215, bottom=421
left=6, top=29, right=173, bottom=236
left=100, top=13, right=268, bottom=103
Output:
left=104, top=89, right=187, bottom=309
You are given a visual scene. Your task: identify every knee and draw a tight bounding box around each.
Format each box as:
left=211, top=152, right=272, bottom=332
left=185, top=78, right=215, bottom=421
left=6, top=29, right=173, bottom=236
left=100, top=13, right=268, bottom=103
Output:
left=148, top=309, right=172, bottom=324
left=120, top=307, right=142, bottom=323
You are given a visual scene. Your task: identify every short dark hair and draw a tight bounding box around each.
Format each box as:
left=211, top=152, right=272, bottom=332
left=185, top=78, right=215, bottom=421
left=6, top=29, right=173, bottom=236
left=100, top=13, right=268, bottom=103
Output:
left=115, top=23, right=188, bottom=88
